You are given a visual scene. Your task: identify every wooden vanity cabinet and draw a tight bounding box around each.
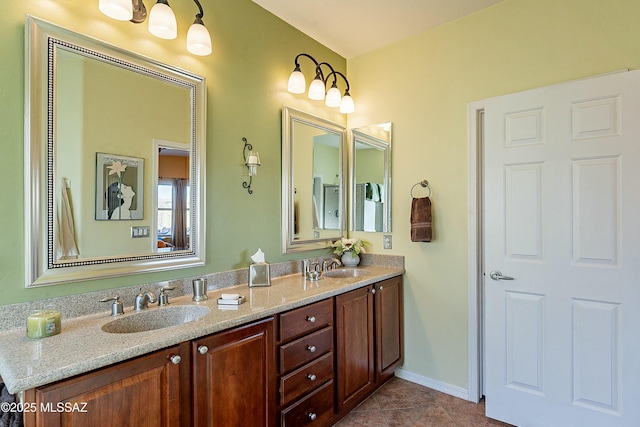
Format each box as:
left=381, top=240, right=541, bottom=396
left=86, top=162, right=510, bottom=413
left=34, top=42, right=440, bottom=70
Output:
left=23, top=342, right=191, bottom=427
left=335, top=276, right=403, bottom=416
left=192, top=317, right=276, bottom=427
left=277, top=298, right=335, bottom=426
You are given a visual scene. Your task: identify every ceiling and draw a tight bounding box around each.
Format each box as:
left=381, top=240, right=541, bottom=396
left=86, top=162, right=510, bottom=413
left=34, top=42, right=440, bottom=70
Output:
left=251, top=0, right=504, bottom=59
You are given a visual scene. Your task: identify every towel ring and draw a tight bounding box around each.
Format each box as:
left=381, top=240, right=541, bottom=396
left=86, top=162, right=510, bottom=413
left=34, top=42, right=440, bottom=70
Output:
left=411, top=180, right=431, bottom=198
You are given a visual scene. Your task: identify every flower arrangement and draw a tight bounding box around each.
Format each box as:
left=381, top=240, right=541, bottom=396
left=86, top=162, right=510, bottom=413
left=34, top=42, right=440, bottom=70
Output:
left=330, top=238, right=368, bottom=258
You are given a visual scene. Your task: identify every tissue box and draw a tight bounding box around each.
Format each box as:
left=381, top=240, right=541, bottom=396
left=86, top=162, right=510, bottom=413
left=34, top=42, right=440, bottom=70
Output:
left=249, top=262, right=270, bottom=287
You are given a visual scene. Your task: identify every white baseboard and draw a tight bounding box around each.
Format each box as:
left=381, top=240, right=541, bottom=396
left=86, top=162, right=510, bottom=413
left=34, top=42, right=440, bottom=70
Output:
left=394, top=368, right=471, bottom=401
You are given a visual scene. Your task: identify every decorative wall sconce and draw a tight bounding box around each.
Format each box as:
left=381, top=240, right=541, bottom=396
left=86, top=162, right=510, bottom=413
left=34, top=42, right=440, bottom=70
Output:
left=242, top=137, right=260, bottom=194
left=287, top=53, right=355, bottom=114
left=99, top=0, right=212, bottom=56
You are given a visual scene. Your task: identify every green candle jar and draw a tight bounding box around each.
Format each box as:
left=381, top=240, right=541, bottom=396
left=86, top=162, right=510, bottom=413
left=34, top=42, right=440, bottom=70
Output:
left=26, top=306, right=61, bottom=339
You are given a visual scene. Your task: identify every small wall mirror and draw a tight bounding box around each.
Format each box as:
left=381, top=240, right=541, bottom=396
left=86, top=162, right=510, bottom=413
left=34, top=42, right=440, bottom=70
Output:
left=349, top=123, right=392, bottom=232
left=25, top=16, right=206, bottom=287
left=282, top=106, right=346, bottom=253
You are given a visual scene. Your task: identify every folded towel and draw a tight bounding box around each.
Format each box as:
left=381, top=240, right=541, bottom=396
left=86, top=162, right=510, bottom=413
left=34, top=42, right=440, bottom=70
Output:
left=411, top=197, right=432, bottom=242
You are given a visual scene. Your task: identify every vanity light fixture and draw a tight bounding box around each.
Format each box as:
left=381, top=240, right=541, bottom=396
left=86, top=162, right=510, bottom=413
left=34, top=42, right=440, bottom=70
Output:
left=99, top=0, right=212, bottom=56
left=287, top=53, right=355, bottom=114
left=242, top=137, right=261, bottom=194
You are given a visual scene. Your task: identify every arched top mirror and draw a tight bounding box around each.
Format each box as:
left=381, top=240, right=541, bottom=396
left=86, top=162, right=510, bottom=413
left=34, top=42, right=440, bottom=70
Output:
left=25, top=16, right=206, bottom=287
left=349, top=123, right=392, bottom=232
left=282, top=106, right=347, bottom=254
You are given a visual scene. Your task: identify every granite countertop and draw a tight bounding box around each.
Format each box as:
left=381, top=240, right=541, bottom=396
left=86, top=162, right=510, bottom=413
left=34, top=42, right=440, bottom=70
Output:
left=0, top=265, right=403, bottom=394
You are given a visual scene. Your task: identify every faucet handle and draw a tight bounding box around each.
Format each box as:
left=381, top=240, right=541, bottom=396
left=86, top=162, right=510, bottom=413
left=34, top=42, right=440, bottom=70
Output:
left=99, top=294, right=124, bottom=316
left=158, top=286, right=176, bottom=306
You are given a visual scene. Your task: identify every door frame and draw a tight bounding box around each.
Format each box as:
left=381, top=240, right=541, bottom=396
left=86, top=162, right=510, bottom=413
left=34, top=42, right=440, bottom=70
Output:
left=467, top=101, right=486, bottom=403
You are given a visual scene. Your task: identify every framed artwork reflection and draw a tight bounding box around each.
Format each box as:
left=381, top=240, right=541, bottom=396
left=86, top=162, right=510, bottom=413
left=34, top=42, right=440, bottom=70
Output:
left=95, top=152, right=144, bottom=220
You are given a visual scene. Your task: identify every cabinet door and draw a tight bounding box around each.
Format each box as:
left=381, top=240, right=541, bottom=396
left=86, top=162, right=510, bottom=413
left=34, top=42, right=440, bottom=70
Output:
left=27, top=343, right=190, bottom=427
left=375, top=276, right=403, bottom=383
left=192, top=317, right=276, bottom=427
left=335, top=286, right=375, bottom=413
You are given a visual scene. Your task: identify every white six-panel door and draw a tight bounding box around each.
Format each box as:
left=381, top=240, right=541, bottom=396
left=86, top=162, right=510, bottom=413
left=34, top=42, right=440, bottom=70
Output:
left=483, top=70, right=640, bottom=426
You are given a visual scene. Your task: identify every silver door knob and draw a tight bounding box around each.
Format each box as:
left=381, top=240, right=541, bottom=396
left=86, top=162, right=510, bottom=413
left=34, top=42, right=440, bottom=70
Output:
left=308, top=413, right=317, bottom=421
left=306, top=315, right=316, bottom=323
left=307, top=345, right=317, bottom=353
left=168, top=354, right=181, bottom=365
left=197, top=345, right=208, bottom=355
left=489, top=270, right=514, bottom=281
left=307, top=374, right=317, bottom=381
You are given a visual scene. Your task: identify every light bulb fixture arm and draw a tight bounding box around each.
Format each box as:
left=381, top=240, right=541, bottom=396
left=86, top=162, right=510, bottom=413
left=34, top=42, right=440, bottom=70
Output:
left=192, top=0, right=204, bottom=22
left=324, top=69, right=349, bottom=92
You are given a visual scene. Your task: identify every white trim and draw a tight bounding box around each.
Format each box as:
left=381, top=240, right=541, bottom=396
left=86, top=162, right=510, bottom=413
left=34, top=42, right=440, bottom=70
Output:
left=467, top=101, right=486, bottom=403
left=395, top=369, right=469, bottom=401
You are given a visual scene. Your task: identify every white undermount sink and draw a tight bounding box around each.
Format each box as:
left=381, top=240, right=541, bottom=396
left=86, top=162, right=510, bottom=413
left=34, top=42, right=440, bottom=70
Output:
left=101, top=305, right=210, bottom=334
left=323, top=268, right=370, bottom=279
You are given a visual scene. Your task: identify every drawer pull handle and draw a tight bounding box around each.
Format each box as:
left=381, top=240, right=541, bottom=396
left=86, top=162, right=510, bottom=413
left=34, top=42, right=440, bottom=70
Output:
left=370, top=288, right=376, bottom=294
left=308, top=412, right=317, bottom=421
left=197, top=345, right=208, bottom=355
left=379, top=285, right=384, bottom=291
left=168, top=354, right=181, bottom=365
left=307, top=345, right=317, bottom=353
left=306, top=315, right=316, bottom=323
left=307, top=374, right=317, bottom=381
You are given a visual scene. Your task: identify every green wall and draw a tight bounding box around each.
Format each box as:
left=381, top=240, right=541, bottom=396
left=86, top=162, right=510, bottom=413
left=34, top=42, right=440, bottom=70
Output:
left=0, top=0, right=345, bottom=305
left=347, top=0, right=640, bottom=390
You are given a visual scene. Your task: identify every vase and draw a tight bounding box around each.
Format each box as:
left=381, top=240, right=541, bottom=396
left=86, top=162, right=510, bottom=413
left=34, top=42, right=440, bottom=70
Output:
left=341, top=252, right=360, bottom=267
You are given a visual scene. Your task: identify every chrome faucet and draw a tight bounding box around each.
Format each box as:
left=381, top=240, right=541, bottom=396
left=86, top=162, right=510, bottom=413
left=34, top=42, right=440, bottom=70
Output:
left=323, top=258, right=342, bottom=271
left=134, top=290, right=157, bottom=310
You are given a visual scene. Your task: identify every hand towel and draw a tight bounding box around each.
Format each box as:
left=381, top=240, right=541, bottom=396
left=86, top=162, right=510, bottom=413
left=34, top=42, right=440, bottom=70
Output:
left=57, top=179, right=79, bottom=260
left=411, top=197, right=432, bottom=242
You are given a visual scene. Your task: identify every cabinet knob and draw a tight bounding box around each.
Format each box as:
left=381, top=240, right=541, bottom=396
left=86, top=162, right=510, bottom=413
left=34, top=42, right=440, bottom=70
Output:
left=308, top=412, right=317, bottom=421
left=306, top=315, right=316, bottom=323
left=370, top=288, right=376, bottom=294
left=306, top=345, right=317, bottom=353
left=168, top=354, right=181, bottom=365
left=307, top=374, right=317, bottom=381
left=379, top=285, right=384, bottom=291
left=197, top=345, right=208, bottom=355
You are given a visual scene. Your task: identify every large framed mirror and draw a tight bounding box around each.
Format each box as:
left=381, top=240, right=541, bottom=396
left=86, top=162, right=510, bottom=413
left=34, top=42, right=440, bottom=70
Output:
left=349, top=123, right=392, bottom=232
left=25, top=16, right=206, bottom=287
left=282, top=106, right=346, bottom=253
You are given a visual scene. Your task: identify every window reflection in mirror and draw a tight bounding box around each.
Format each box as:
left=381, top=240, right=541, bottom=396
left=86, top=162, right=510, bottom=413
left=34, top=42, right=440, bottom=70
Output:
left=350, top=123, right=392, bottom=233
left=156, top=146, right=190, bottom=252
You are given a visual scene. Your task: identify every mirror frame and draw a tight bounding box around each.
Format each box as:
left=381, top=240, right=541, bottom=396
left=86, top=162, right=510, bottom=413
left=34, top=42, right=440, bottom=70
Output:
left=349, top=125, right=392, bottom=232
left=24, top=16, right=206, bottom=287
left=282, top=106, right=347, bottom=254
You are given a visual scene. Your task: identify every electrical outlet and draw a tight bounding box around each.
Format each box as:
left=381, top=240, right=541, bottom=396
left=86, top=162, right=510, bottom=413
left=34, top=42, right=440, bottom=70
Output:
left=383, top=235, right=392, bottom=249
left=313, top=231, right=320, bottom=239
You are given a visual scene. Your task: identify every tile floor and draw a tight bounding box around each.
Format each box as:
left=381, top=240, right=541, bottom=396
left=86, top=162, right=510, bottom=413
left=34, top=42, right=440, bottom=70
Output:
left=334, top=377, right=514, bottom=427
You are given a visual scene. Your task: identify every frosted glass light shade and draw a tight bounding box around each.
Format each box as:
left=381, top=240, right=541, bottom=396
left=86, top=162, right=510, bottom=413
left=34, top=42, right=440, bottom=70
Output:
left=325, top=85, right=341, bottom=108
left=246, top=151, right=261, bottom=176
left=148, top=2, right=177, bottom=40
left=187, top=22, right=212, bottom=56
left=99, top=0, right=133, bottom=21
left=287, top=70, right=306, bottom=94
left=308, top=78, right=326, bottom=101
left=339, top=94, right=355, bottom=114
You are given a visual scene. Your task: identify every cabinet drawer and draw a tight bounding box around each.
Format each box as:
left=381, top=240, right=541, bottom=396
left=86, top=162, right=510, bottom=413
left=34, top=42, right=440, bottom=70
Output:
left=281, top=380, right=334, bottom=427
left=279, top=299, right=333, bottom=342
left=280, top=352, right=333, bottom=406
left=280, top=326, right=333, bottom=373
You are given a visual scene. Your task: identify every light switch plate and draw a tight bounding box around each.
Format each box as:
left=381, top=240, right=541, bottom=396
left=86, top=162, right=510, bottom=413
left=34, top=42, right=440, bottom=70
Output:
left=383, top=235, right=392, bottom=249
left=131, top=226, right=150, bottom=238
